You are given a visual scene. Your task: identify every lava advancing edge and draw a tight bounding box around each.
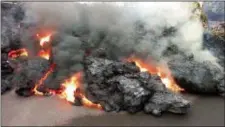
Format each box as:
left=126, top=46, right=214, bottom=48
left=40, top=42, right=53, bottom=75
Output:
left=8, top=32, right=102, bottom=109
left=127, top=56, right=184, bottom=92
left=7, top=31, right=184, bottom=110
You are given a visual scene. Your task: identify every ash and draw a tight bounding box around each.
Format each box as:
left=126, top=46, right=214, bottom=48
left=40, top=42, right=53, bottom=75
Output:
left=84, top=56, right=190, bottom=116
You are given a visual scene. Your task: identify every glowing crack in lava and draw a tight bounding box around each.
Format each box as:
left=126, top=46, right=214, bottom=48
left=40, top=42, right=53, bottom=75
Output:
left=8, top=48, right=28, bottom=59
left=127, top=56, right=184, bottom=92
left=32, top=64, right=56, bottom=95
left=59, top=72, right=102, bottom=109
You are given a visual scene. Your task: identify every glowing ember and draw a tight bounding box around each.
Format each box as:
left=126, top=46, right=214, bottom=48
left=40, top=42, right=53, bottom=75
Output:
left=127, top=56, right=184, bottom=92
left=32, top=64, right=56, bottom=95
left=37, top=34, right=51, bottom=47
left=38, top=49, right=51, bottom=60
left=8, top=48, right=28, bottom=59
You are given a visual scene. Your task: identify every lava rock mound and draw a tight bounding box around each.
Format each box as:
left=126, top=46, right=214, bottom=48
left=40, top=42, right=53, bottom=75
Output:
left=84, top=56, right=190, bottom=116
left=11, top=57, right=51, bottom=97
left=168, top=57, right=225, bottom=97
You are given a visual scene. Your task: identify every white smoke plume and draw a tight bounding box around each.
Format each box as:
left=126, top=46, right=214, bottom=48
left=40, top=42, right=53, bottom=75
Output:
left=19, top=2, right=222, bottom=81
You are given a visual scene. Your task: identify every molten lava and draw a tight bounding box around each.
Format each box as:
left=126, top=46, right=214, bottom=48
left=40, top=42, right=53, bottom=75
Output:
left=8, top=48, right=28, bottom=59
left=37, top=34, right=51, bottom=47
left=8, top=31, right=101, bottom=109
left=33, top=64, right=56, bottom=95
left=80, top=95, right=102, bottom=109
left=36, top=33, right=52, bottom=60
left=59, top=72, right=102, bottom=109
left=127, top=56, right=184, bottom=92
left=37, top=49, right=51, bottom=60
left=59, top=72, right=82, bottom=102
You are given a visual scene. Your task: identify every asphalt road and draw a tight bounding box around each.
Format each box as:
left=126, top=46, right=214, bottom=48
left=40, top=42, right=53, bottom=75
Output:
left=1, top=90, right=224, bottom=126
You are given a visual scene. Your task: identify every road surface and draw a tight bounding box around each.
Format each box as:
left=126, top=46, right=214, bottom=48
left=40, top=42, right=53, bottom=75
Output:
left=1, top=90, right=224, bottom=126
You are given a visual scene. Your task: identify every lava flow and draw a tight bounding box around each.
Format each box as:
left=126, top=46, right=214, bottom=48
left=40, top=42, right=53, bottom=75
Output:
left=59, top=72, right=102, bottom=109
left=36, top=33, right=52, bottom=60
left=59, top=72, right=82, bottom=102
left=35, top=32, right=101, bottom=108
left=8, top=48, right=28, bottom=59
left=37, top=49, right=51, bottom=60
left=36, top=34, right=51, bottom=47
left=127, top=56, right=184, bottom=92
left=32, top=64, right=56, bottom=95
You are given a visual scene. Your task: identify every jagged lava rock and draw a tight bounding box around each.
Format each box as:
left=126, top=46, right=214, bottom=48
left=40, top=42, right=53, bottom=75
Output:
left=168, top=58, right=224, bottom=96
left=11, top=57, right=51, bottom=97
left=1, top=52, right=14, bottom=94
left=84, top=56, right=190, bottom=116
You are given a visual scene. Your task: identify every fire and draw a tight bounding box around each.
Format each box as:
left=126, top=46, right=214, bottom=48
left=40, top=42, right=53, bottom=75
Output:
left=59, top=72, right=102, bottom=109
left=8, top=31, right=101, bottom=109
left=36, top=33, right=52, bottom=60
left=127, top=56, right=184, bottom=92
left=37, top=34, right=51, bottom=47
left=37, top=49, right=51, bottom=60
left=127, top=57, right=158, bottom=74
left=80, top=96, right=102, bottom=109
left=32, top=64, right=56, bottom=95
left=59, top=72, right=82, bottom=102
left=8, top=48, right=28, bottom=59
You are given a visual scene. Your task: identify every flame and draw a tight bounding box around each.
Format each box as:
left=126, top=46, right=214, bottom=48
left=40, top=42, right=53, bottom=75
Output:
left=37, top=34, right=51, bottom=47
left=32, top=64, right=56, bottom=95
left=10, top=32, right=101, bottom=109
left=80, top=95, right=102, bottom=109
left=59, top=72, right=102, bottom=109
left=36, top=33, right=52, bottom=60
left=38, top=49, right=51, bottom=60
left=59, top=72, right=82, bottom=102
left=127, top=56, right=184, bottom=92
left=127, top=57, right=158, bottom=74
left=8, top=48, right=28, bottom=59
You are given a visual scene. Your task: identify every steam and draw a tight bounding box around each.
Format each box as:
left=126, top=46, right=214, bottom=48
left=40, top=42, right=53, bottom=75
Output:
left=18, top=2, right=223, bottom=82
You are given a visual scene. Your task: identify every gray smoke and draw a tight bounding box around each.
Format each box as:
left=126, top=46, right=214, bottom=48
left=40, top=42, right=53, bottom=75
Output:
left=1, top=2, right=24, bottom=49
left=19, top=2, right=223, bottom=82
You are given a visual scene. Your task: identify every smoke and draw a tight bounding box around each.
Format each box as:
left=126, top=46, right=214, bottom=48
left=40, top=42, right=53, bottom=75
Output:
left=1, top=2, right=24, bottom=50
left=18, top=2, right=223, bottom=82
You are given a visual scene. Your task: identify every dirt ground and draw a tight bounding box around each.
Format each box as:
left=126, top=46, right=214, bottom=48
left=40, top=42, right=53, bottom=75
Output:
left=1, top=90, right=224, bottom=126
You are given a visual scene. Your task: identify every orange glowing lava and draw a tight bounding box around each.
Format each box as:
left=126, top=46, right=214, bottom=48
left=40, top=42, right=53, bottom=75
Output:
left=59, top=72, right=82, bottom=102
left=37, top=34, right=51, bottom=47
left=59, top=72, right=102, bottom=109
left=8, top=48, right=28, bottom=59
left=38, top=49, right=51, bottom=60
left=33, top=64, right=56, bottom=95
left=127, top=56, right=184, bottom=92
left=9, top=31, right=101, bottom=109
left=36, top=33, right=52, bottom=60
left=80, top=95, right=102, bottom=109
